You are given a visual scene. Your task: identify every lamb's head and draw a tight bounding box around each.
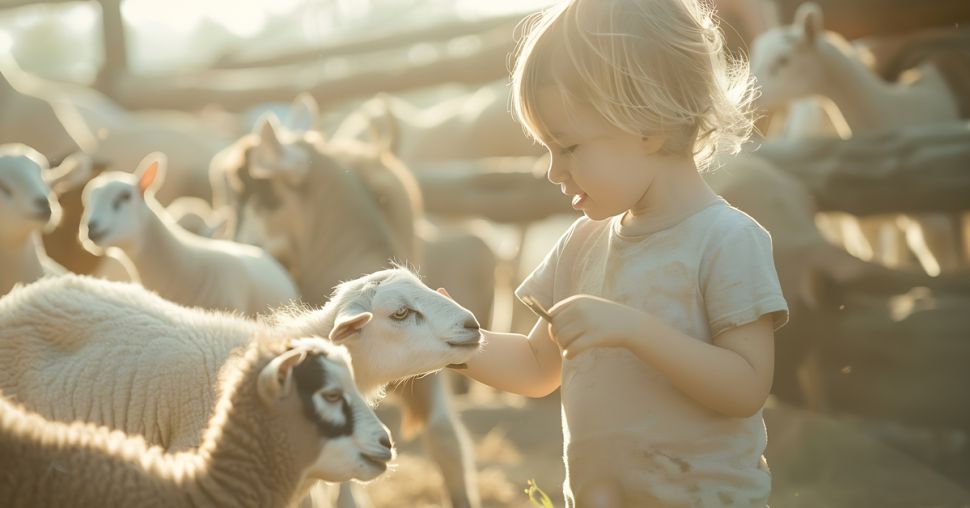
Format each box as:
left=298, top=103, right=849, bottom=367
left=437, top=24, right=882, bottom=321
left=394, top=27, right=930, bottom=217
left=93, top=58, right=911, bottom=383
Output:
left=321, top=268, right=482, bottom=392
left=255, top=337, right=394, bottom=483
left=0, top=144, right=90, bottom=241
left=79, top=151, right=166, bottom=254
left=750, top=2, right=829, bottom=110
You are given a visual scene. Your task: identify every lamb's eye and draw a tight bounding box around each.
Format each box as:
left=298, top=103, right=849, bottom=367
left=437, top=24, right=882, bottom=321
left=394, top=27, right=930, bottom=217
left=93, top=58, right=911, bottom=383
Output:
left=322, top=391, right=343, bottom=404
left=113, top=191, right=131, bottom=210
left=390, top=307, right=412, bottom=321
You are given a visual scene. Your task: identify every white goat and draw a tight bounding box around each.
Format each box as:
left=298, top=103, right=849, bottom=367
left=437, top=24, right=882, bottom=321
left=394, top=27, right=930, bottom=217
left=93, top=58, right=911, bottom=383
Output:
left=212, top=104, right=483, bottom=508
left=0, top=144, right=90, bottom=296
left=0, top=337, right=394, bottom=508
left=750, top=2, right=964, bottom=275
left=79, top=152, right=298, bottom=315
left=0, top=268, right=480, bottom=452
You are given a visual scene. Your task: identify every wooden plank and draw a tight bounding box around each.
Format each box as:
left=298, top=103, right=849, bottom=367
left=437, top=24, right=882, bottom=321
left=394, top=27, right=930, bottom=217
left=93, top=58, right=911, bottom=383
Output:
left=211, top=13, right=526, bottom=69
left=112, top=29, right=512, bottom=112
left=755, top=122, right=970, bottom=215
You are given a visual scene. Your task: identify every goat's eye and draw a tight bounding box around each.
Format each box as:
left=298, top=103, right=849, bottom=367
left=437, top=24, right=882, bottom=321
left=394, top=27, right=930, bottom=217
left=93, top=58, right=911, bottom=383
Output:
left=390, top=307, right=412, bottom=321
left=772, top=56, right=789, bottom=72
left=322, top=391, right=343, bottom=404
left=113, top=191, right=131, bottom=210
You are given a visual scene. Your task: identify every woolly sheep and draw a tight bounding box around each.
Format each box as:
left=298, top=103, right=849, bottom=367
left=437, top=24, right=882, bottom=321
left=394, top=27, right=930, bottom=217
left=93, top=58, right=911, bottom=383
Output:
left=79, top=152, right=298, bottom=315
left=0, top=144, right=90, bottom=296
left=0, top=337, right=395, bottom=508
left=0, top=267, right=480, bottom=452
left=212, top=104, right=484, bottom=507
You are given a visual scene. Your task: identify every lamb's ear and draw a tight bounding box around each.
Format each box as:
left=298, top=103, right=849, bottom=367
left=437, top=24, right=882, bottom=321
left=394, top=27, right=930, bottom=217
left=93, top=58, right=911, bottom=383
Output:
left=134, top=152, right=167, bottom=197
left=285, top=93, right=320, bottom=134
left=45, top=152, right=93, bottom=194
left=258, top=347, right=308, bottom=405
left=330, top=307, right=373, bottom=342
left=795, top=2, right=822, bottom=45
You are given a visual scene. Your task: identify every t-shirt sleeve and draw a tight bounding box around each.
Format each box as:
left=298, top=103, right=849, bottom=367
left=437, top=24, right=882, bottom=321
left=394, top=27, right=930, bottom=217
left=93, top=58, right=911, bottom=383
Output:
left=514, top=218, right=582, bottom=311
left=701, top=224, right=789, bottom=337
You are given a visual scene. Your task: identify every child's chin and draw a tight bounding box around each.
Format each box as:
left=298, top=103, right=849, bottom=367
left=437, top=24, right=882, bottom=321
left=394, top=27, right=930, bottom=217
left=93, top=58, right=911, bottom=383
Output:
left=582, top=209, right=612, bottom=221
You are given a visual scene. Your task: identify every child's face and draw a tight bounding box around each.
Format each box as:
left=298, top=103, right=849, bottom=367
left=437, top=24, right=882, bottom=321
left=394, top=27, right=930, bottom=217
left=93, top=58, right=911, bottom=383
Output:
left=536, top=88, right=664, bottom=221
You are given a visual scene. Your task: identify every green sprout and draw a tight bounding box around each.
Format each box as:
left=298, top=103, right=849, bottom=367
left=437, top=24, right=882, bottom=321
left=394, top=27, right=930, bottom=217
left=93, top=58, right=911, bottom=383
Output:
left=525, top=479, right=554, bottom=508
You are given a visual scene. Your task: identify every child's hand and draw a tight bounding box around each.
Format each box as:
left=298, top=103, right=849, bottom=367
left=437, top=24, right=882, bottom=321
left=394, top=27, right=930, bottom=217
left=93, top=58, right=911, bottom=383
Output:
left=547, top=295, right=647, bottom=359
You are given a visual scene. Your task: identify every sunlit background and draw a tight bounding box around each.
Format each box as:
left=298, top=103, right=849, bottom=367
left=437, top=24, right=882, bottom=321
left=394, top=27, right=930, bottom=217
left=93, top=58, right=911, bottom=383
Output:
left=1, top=1, right=969, bottom=507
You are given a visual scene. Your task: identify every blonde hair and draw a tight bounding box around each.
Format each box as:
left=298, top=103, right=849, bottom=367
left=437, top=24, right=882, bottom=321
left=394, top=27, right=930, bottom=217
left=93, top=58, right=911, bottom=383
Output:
left=511, top=0, right=755, bottom=169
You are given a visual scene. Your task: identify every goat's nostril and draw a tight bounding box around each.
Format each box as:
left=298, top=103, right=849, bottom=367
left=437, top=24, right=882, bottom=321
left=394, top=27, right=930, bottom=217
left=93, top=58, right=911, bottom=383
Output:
left=379, top=434, right=393, bottom=450
left=34, top=198, right=51, bottom=217
left=463, top=317, right=480, bottom=331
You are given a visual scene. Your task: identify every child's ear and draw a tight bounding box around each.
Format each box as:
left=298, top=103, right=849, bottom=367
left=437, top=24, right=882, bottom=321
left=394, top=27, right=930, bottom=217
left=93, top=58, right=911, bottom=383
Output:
left=640, top=135, right=667, bottom=154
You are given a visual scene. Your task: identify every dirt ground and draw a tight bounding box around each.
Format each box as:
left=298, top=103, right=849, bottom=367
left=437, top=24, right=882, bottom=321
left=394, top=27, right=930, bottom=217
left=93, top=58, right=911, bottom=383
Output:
left=362, top=388, right=970, bottom=508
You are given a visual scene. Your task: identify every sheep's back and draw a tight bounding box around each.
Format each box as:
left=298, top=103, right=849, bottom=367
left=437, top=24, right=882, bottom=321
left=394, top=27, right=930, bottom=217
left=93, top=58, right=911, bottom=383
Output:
left=0, top=275, right=256, bottom=449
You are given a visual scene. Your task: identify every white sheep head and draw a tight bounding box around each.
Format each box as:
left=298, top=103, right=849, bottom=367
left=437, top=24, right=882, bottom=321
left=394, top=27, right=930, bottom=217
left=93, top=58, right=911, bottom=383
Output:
left=304, top=268, right=483, bottom=393
left=256, top=337, right=394, bottom=482
left=750, top=2, right=827, bottom=111
left=0, top=144, right=91, bottom=241
left=79, top=151, right=166, bottom=256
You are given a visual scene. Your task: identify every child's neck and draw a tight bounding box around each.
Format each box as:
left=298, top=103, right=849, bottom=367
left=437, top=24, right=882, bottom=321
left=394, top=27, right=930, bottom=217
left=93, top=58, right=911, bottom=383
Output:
left=621, top=157, right=717, bottom=235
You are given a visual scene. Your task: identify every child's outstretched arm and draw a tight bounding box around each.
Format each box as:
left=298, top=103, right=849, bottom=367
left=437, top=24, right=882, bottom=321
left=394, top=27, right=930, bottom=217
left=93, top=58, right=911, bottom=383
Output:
left=549, top=295, right=774, bottom=418
left=461, top=319, right=564, bottom=398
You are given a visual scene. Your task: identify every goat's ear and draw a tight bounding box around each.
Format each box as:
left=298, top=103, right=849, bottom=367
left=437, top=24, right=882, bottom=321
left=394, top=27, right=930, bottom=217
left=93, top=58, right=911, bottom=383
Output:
left=208, top=206, right=236, bottom=239
left=285, top=93, right=320, bottom=134
left=330, top=310, right=373, bottom=342
left=251, top=115, right=308, bottom=185
left=258, top=347, right=307, bottom=405
left=795, top=2, right=822, bottom=45
left=366, top=93, right=400, bottom=157
left=134, top=152, right=167, bottom=197
left=255, top=114, right=285, bottom=156
left=45, top=152, right=92, bottom=194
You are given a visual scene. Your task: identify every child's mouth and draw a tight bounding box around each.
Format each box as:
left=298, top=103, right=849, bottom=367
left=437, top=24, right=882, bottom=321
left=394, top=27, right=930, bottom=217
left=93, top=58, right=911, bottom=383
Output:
left=571, top=193, right=587, bottom=209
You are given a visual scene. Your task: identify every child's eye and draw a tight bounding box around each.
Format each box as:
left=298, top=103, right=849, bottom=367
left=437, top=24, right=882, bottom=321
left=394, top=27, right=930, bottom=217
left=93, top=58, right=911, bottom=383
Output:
left=559, top=145, right=579, bottom=156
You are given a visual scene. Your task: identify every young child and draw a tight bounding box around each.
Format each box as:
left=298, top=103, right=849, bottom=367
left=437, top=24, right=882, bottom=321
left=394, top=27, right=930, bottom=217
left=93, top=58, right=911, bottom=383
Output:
left=456, top=0, right=789, bottom=506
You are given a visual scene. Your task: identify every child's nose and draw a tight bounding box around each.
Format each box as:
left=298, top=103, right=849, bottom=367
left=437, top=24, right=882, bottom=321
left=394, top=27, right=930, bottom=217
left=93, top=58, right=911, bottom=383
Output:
left=546, top=154, right=568, bottom=185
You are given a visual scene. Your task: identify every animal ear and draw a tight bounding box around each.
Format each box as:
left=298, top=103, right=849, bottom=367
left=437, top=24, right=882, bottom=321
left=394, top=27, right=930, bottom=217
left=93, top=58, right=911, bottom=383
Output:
left=285, top=93, right=320, bottom=134
left=329, top=310, right=373, bottom=343
left=251, top=115, right=309, bottom=185
left=208, top=206, right=236, bottom=239
left=365, top=93, right=400, bottom=157
left=134, top=152, right=167, bottom=196
left=257, top=113, right=284, bottom=150
left=795, top=2, right=823, bottom=45
left=258, top=347, right=308, bottom=405
left=45, top=152, right=93, bottom=194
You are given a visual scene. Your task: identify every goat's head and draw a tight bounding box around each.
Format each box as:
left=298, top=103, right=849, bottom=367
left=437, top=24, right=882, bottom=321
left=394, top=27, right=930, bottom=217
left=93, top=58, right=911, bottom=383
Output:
left=79, top=151, right=165, bottom=255
left=320, top=268, right=482, bottom=392
left=256, top=337, right=394, bottom=483
left=209, top=96, right=418, bottom=299
left=0, top=144, right=90, bottom=241
left=750, top=2, right=828, bottom=110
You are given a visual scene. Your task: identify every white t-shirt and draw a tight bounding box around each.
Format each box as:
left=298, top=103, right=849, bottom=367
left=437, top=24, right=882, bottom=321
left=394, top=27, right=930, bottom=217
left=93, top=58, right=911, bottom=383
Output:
left=516, top=198, right=789, bottom=507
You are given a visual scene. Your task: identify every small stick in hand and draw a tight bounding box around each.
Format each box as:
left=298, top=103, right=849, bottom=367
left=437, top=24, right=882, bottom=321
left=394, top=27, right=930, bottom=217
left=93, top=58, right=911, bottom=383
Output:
left=520, top=295, right=553, bottom=322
